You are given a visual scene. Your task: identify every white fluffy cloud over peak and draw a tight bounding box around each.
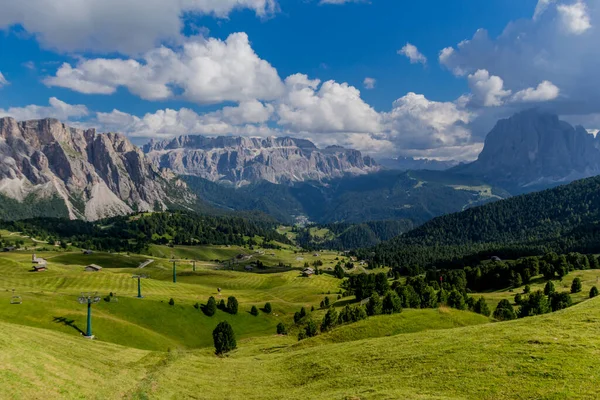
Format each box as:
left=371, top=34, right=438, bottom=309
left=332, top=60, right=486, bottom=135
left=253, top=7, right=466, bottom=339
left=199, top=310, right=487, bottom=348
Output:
left=398, top=43, right=427, bottom=65
left=382, top=92, right=476, bottom=158
left=512, top=80, right=560, bottom=102
left=440, top=0, right=599, bottom=115
left=0, top=0, right=278, bottom=54
left=276, top=74, right=381, bottom=133
left=467, top=70, right=511, bottom=107
left=0, top=97, right=88, bottom=121
left=45, top=33, right=285, bottom=105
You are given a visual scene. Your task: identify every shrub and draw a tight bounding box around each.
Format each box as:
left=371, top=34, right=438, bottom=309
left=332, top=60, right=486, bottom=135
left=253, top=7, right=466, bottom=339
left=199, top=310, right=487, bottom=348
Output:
left=213, top=321, right=236, bottom=355
left=276, top=322, right=287, bottom=335
left=168, top=298, right=175, bottom=306
left=304, top=320, right=318, bottom=338
left=218, top=299, right=226, bottom=310
left=250, top=305, right=259, bottom=316
left=204, top=296, right=217, bottom=316
left=571, top=277, right=582, bottom=294
left=227, top=296, right=239, bottom=315
left=523, top=285, right=531, bottom=294
left=264, top=302, right=272, bottom=313
left=590, top=286, right=599, bottom=298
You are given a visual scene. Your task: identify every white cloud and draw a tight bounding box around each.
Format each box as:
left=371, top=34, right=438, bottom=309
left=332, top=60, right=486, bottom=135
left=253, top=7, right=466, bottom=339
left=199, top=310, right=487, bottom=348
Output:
left=276, top=74, right=381, bottom=133
left=534, top=0, right=556, bottom=20
left=557, top=1, right=592, bottom=34
left=440, top=0, right=600, bottom=116
left=45, top=33, right=285, bottom=105
left=0, top=0, right=278, bottom=54
left=0, top=71, right=8, bottom=87
left=0, top=97, right=88, bottom=121
left=511, top=80, right=560, bottom=102
left=467, top=70, right=511, bottom=107
left=398, top=43, right=427, bottom=65
left=382, top=92, right=477, bottom=160
left=363, top=77, right=376, bottom=90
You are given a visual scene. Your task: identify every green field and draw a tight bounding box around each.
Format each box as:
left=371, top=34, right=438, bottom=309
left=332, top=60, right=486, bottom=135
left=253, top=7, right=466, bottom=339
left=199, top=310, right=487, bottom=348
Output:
left=2, top=243, right=600, bottom=399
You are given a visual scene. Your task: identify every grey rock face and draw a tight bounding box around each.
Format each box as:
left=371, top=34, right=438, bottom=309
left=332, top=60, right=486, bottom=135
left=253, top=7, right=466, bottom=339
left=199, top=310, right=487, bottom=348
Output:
left=0, top=117, right=185, bottom=220
left=457, top=109, right=600, bottom=189
left=143, top=136, right=379, bottom=186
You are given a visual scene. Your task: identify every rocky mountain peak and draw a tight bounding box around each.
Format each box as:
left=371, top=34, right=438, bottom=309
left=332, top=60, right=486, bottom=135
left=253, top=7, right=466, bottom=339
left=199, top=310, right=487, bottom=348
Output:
left=457, top=109, right=600, bottom=190
left=143, top=134, right=379, bottom=186
left=0, top=117, right=192, bottom=220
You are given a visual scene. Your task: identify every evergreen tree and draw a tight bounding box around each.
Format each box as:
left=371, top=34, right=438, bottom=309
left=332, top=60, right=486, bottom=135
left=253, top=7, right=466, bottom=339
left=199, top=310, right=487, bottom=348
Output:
left=205, top=296, right=217, bottom=316
left=519, top=290, right=550, bottom=318
left=334, top=264, right=345, bottom=279
left=543, top=281, right=555, bottom=296
left=421, top=286, right=438, bottom=309
left=250, top=305, right=259, bottom=316
left=523, top=285, right=531, bottom=294
left=550, top=292, right=572, bottom=312
left=324, top=296, right=330, bottom=307
left=493, top=299, right=516, bottom=321
left=304, top=320, right=318, bottom=338
left=382, top=290, right=402, bottom=314
left=514, top=293, right=523, bottom=306
left=264, top=302, right=272, bottom=313
left=168, top=298, right=175, bottom=306
left=213, top=321, right=236, bottom=355
left=320, top=308, right=338, bottom=332
left=590, top=286, right=599, bottom=298
left=571, top=277, right=582, bottom=293
left=374, top=272, right=390, bottom=295
left=366, top=293, right=382, bottom=316
left=447, top=290, right=466, bottom=310
left=473, top=297, right=491, bottom=316
left=437, top=288, right=448, bottom=305
left=227, top=296, right=239, bottom=314
left=276, top=322, right=288, bottom=335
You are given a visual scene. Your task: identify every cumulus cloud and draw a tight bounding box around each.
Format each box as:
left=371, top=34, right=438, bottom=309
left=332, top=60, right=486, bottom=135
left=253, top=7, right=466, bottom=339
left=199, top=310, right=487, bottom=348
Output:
left=0, top=71, right=8, bottom=87
left=45, top=33, right=285, bottom=105
left=511, top=80, right=560, bottom=102
left=0, top=97, right=89, bottom=121
left=276, top=74, right=381, bottom=133
left=363, top=77, right=376, bottom=89
left=381, top=92, right=477, bottom=159
left=467, top=70, right=511, bottom=107
left=0, top=0, right=278, bottom=54
left=557, top=1, right=592, bottom=34
left=398, top=43, right=427, bottom=65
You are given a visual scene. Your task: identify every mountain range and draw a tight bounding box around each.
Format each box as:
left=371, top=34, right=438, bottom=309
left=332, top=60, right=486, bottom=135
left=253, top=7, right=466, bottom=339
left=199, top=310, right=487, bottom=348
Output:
left=143, top=135, right=378, bottom=186
left=1, top=109, right=599, bottom=225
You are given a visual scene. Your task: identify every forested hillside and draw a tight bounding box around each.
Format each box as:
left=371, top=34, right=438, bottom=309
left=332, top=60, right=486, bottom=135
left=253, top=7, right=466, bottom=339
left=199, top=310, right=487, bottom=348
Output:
left=0, top=212, right=290, bottom=253
left=359, top=176, right=600, bottom=271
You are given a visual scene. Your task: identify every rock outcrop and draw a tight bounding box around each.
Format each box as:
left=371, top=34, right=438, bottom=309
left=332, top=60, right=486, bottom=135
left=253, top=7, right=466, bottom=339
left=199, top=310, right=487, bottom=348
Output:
left=0, top=117, right=190, bottom=220
left=143, top=136, right=379, bottom=186
left=456, top=109, right=600, bottom=190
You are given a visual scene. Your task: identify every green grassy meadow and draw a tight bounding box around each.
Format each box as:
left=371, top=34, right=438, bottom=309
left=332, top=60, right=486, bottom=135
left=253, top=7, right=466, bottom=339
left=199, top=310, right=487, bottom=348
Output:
left=2, top=243, right=600, bottom=399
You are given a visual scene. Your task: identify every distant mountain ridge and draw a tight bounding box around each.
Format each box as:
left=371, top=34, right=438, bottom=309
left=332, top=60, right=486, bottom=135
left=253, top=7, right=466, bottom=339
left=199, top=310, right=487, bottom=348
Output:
left=0, top=117, right=193, bottom=221
left=143, top=135, right=379, bottom=186
left=378, top=156, right=459, bottom=171
left=456, top=109, right=600, bottom=192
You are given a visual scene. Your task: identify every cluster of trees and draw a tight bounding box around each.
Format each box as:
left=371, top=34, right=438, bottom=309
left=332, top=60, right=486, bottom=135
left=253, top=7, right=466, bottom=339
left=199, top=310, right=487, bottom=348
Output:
left=357, top=176, right=600, bottom=270
left=0, top=211, right=290, bottom=253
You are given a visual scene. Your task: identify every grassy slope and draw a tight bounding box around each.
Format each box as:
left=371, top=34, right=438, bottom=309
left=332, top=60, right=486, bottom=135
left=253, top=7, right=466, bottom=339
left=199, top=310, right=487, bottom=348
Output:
left=2, top=298, right=600, bottom=399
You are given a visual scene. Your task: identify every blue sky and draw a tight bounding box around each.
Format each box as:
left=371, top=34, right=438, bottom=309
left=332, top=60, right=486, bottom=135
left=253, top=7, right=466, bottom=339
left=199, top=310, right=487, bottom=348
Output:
left=0, top=0, right=598, bottom=160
